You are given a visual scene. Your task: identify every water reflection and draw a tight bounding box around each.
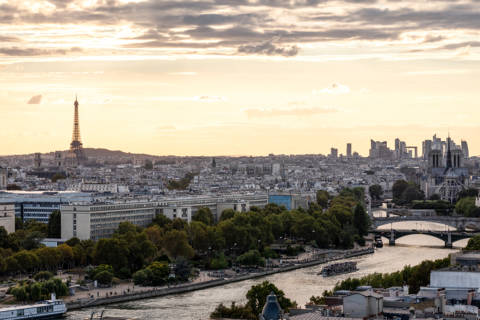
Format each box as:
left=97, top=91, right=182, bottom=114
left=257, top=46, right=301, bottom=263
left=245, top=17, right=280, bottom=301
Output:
left=67, top=240, right=464, bottom=320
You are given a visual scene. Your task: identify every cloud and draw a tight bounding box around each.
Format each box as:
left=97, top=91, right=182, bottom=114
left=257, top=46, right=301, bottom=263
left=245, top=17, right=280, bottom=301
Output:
left=0, top=47, right=82, bottom=56
left=27, top=94, right=42, bottom=104
left=1, top=0, right=480, bottom=59
left=314, top=83, right=350, bottom=95
left=245, top=106, right=336, bottom=118
left=237, top=40, right=299, bottom=57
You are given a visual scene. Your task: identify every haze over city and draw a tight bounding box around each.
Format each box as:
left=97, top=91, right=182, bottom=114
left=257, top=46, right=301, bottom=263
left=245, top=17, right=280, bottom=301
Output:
left=1, top=0, right=480, bottom=156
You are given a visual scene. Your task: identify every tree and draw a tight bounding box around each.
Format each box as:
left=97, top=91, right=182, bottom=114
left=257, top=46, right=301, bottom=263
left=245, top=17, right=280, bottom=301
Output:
left=95, top=270, right=113, bottom=285
left=455, top=197, right=477, bottom=217
left=353, top=204, right=370, bottom=236
left=316, top=190, right=329, bottom=209
left=457, top=188, right=479, bottom=200
left=0, top=227, right=8, bottom=248
left=47, top=210, right=61, bottom=238
left=219, top=209, right=236, bottom=221
left=93, top=238, right=129, bottom=272
left=402, top=185, right=425, bottom=204
left=369, top=185, right=383, bottom=201
left=162, top=230, right=194, bottom=260
left=192, top=207, right=214, bottom=225
left=392, top=180, right=409, bottom=202
left=246, top=281, right=296, bottom=316
left=51, top=173, right=66, bottom=183
left=466, top=235, right=480, bottom=250
left=236, top=250, right=265, bottom=267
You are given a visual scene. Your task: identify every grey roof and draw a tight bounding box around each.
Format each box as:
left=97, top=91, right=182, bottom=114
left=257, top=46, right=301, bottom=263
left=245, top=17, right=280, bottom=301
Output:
left=261, top=292, right=283, bottom=320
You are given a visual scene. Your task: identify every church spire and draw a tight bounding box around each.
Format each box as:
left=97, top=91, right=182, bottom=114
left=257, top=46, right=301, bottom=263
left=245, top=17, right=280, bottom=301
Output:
left=446, top=134, right=452, bottom=169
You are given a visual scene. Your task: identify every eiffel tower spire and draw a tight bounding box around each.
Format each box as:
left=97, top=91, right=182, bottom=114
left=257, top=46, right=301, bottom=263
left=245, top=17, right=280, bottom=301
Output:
left=69, top=96, right=86, bottom=164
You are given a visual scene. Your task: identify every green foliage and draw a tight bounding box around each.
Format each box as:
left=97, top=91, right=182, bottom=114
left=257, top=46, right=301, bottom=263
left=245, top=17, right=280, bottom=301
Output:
left=88, top=264, right=114, bottom=285
left=220, top=209, right=236, bottom=221
left=236, top=250, right=265, bottom=267
left=392, top=180, right=409, bottom=201
left=51, top=173, right=66, bottom=183
left=166, top=172, right=196, bottom=190
left=465, top=235, right=480, bottom=250
left=34, top=271, right=54, bottom=281
left=192, top=207, right=214, bottom=225
left=10, top=278, right=68, bottom=302
left=133, top=261, right=170, bottom=286
left=412, top=200, right=454, bottom=215
left=246, top=281, right=296, bottom=315
left=457, top=188, right=479, bottom=201
left=455, top=197, right=480, bottom=217
left=353, top=204, right=370, bottom=236
left=209, top=253, right=228, bottom=269
left=210, top=302, right=256, bottom=319
left=316, top=190, right=329, bottom=208
left=392, top=180, right=424, bottom=205
left=210, top=281, right=295, bottom=320
left=333, top=257, right=450, bottom=294
left=369, top=184, right=383, bottom=200
left=162, top=229, right=194, bottom=260
left=47, top=210, right=61, bottom=238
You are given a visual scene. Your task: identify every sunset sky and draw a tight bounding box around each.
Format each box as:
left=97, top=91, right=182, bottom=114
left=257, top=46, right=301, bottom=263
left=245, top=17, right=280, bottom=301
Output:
left=1, top=0, right=479, bottom=156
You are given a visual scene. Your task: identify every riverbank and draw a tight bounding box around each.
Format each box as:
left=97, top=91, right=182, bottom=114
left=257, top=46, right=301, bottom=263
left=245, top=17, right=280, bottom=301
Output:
left=66, top=247, right=374, bottom=311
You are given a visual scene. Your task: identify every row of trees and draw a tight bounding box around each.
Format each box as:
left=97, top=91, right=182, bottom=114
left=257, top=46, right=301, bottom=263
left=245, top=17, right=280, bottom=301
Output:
left=8, top=278, right=68, bottom=302
left=1, top=187, right=370, bottom=279
left=332, top=257, right=450, bottom=295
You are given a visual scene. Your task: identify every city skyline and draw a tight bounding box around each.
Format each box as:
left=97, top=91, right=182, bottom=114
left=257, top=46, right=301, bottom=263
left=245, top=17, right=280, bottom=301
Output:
left=1, top=0, right=480, bottom=156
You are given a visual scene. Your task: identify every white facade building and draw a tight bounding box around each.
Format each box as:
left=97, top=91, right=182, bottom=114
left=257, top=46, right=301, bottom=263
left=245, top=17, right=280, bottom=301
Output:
left=0, top=203, right=15, bottom=233
left=69, top=182, right=122, bottom=193
left=0, top=168, right=6, bottom=190
left=61, top=202, right=159, bottom=240
left=343, top=292, right=383, bottom=319
left=431, top=270, right=480, bottom=289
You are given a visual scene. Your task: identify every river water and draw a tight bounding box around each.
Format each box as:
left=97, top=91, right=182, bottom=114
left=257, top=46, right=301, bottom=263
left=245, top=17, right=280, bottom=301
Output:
left=66, top=220, right=469, bottom=320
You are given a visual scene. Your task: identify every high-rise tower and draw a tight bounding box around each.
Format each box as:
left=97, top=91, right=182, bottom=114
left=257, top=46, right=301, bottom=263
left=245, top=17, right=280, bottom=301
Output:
left=69, top=96, right=87, bottom=164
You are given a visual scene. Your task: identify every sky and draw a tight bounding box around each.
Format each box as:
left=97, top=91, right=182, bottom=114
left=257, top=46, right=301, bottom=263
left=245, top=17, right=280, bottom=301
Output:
left=1, top=0, right=479, bottom=156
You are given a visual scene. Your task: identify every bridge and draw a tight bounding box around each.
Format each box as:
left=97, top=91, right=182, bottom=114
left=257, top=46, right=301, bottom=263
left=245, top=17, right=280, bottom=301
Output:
left=372, top=215, right=480, bottom=232
left=371, top=229, right=477, bottom=248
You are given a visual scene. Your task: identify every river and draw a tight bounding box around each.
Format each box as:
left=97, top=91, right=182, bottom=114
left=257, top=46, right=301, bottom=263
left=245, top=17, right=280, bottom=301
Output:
left=66, top=221, right=468, bottom=320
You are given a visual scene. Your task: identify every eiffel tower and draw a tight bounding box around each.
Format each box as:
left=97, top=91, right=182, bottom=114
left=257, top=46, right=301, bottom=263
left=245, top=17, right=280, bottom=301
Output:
left=69, top=96, right=87, bottom=165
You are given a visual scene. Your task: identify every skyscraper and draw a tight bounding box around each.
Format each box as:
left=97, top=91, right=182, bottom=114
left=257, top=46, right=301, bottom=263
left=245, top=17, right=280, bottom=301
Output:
left=346, top=143, right=352, bottom=157
left=461, top=140, right=469, bottom=159
left=69, top=96, right=87, bottom=165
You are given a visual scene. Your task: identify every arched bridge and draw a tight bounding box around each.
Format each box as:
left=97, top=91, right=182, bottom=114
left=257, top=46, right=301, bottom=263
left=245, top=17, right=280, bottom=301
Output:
left=372, top=229, right=477, bottom=248
left=373, top=216, right=480, bottom=232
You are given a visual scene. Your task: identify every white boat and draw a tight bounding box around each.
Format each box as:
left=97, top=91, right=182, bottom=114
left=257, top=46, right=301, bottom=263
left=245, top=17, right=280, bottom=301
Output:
left=0, top=294, right=67, bottom=320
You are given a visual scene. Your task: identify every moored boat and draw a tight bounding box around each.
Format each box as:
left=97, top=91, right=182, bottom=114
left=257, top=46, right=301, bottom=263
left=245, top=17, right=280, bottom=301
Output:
left=319, top=261, right=358, bottom=277
left=0, top=294, right=66, bottom=320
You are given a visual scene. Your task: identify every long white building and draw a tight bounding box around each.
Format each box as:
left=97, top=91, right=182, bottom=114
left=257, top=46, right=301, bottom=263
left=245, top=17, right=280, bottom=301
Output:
left=61, top=194, right=269, bottom=240
left=0, top=203, right=15, bottom=233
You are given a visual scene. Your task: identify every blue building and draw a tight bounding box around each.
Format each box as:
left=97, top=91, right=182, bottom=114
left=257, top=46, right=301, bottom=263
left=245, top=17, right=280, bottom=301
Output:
left=268, top=194, right=293, bottom=210
left=268, top=193, right=313, bottom=211
left=0, top=191, right=92, bottom=223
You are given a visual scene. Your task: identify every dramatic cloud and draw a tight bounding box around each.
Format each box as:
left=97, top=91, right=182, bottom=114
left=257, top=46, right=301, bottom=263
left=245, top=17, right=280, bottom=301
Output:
left=245, top=106, right=336, bottom=118
left=314, top=83, right=350, bottom=95
left=27, top=95, right=42, bottom=104
left=1, top=0, right=480, bottom=60
left=238, top=40, right=299, bottom=57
